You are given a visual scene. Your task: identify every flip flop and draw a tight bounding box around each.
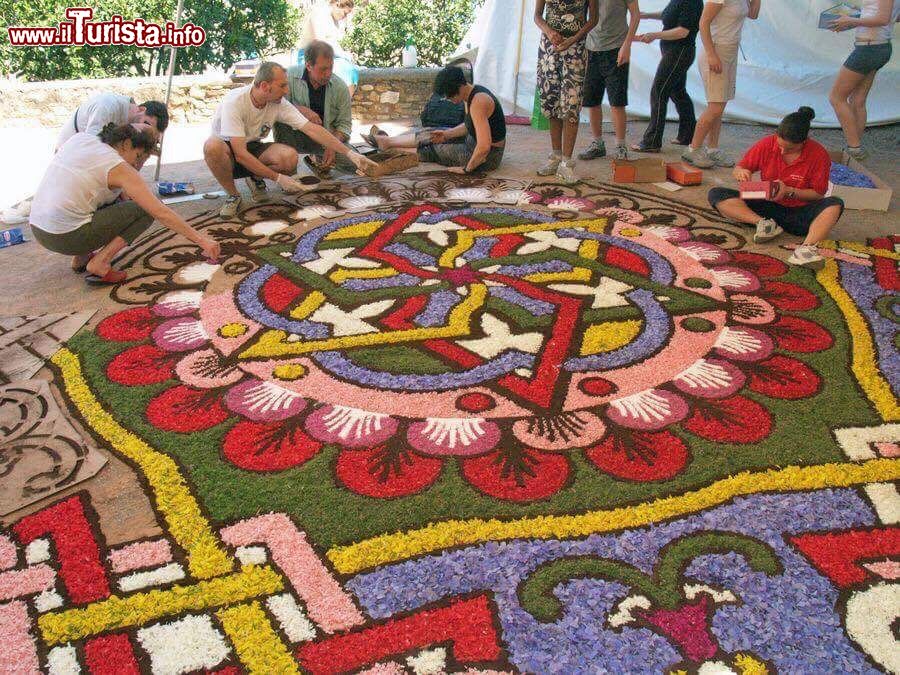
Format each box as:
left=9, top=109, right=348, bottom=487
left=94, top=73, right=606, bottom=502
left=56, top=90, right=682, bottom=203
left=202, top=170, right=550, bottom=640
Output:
left=85, top=268, right=127, bottom=285
left=71, top=252, right=96, bottom=273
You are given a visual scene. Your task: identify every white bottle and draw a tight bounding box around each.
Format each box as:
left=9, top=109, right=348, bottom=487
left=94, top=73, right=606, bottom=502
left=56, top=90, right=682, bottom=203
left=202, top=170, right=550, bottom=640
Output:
left=401, top=36, right=418, bottom=67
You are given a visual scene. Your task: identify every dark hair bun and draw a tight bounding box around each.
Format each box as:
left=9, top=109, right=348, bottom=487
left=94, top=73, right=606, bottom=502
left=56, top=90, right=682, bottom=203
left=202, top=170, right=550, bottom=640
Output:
left=797, top=106, right=815, bottom=122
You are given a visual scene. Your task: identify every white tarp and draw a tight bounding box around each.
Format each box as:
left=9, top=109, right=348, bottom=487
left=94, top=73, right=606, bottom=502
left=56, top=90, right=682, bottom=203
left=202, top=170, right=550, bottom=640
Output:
left=467, top=0, right=900, bottom=127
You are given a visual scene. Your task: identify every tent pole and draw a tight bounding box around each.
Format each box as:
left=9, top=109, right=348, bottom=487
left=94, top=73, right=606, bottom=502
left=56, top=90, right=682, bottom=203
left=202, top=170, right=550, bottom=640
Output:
left=154, top=0, right=185, bottom=182
left=510, top=0, right=527, bottom=115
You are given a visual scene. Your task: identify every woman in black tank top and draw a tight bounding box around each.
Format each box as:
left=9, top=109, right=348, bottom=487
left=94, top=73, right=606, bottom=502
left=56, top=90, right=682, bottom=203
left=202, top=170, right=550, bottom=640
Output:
left=366, top=66, right=507, bottom=174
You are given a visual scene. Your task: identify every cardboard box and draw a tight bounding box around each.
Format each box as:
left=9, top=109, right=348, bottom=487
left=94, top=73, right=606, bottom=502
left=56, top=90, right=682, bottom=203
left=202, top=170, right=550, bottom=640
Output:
left=362, top=150, right=419, bottom=178
left=666, top=162, right=703, bottom=186
left=827, top=150, right=893, bottom=211
left=612, top=158, right=667, bottom=184
left=739, top=180, right=777, bottom=200
left=818, top=3, right=860, bottom=29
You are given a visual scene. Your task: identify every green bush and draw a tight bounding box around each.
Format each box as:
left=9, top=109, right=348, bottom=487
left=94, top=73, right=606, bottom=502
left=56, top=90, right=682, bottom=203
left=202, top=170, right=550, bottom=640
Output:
left=343, top=0, right=478, bottom=68
left=0, top=0, right=300, bottom=81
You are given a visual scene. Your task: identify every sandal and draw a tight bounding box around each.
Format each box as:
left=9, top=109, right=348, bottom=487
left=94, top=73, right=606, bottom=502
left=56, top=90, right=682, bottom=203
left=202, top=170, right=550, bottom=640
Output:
left=85, top=268, right=127, bottom=285
left=71, top=252, right=96, bottom=273
left=361, top=125, right=386, bottom=150
left=630, top=143, right=661, bottom=153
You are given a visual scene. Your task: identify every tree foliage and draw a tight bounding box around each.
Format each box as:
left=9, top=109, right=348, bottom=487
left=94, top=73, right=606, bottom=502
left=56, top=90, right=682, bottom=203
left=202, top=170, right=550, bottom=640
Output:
left=343, top=0, right=477, bottom=68
left=0, top=0, right=300, bottom=81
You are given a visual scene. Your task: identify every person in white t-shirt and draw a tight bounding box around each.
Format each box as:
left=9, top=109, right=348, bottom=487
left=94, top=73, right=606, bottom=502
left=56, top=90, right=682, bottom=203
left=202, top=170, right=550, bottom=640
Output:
left=682, top=0, right=760, bottom=169
left=30, top=124, right=220, bottom=285
left=55, top=93, right=169, bottom=153
left=828, top=0, right=900, bottom=160
left=204, top=61, right=375, bottom=217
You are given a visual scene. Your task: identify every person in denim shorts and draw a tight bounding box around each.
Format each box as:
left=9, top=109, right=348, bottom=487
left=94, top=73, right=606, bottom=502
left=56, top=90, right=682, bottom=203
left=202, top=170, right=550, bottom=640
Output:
left=828, top=0, right=900, bottom=160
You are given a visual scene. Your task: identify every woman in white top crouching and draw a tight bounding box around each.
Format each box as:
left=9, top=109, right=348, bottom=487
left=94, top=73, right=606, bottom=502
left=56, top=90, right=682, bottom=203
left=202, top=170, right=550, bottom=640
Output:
left=30, top=124, right=220, bottom=285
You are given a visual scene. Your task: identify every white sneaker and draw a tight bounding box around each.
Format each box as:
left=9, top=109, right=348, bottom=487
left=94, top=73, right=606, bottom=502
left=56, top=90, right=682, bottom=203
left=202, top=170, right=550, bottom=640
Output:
left=220, top=195, right=242, bottom=218
left=613, top=144, right=629, bottom=161
left=537, top=153, right=561, bottom=176
left=245, top=176, right=269, bottom=203
left=707, top=149, right=735, bottom=167
left=577, top=139, right=606, bottom=160
left=788, top=244, right=824, bottom=266
left=753, top=218, right=784, bottom=244
left=681, top=146, right=714, bottom=169
left=555, top=159, right=578, bottom=185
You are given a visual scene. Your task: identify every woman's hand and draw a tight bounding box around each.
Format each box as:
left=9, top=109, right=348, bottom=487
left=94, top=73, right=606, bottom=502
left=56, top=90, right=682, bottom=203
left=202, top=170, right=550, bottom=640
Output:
left=636, top=32, right=658, bottom=43
left=431, top=129, right=448, bottom=144
left=546, top=28, right=564, bottom=46
left=733, top=166, right=752, bottom=182
left=199, top=236, right=221, bottom=262
left=707, top=50, right=722, bottom=73
left=557, top=37, right=578, bottom=51
left=830, top=15, right=858, bottom=31
left=771, top=180, right=793, bottom=202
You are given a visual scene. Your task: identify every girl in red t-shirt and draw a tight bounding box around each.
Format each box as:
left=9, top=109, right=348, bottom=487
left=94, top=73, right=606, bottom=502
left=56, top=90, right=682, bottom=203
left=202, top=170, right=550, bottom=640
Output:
left=707, top=107, right=845, bottom=266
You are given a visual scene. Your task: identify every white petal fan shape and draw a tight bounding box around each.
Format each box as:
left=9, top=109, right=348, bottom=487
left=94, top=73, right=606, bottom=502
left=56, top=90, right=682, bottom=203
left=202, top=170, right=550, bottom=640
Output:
left=337, top=195, right=385, bottom=212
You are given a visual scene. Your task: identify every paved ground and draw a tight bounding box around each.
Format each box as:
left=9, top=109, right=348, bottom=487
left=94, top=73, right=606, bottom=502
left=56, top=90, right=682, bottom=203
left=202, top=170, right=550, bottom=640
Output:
left=1, top=118, right=897, bottom=319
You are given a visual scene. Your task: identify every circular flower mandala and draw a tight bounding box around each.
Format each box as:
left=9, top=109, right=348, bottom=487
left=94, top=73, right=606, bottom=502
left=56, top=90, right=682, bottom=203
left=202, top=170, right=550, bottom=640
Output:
left=98, top=206, right=832, bottom=502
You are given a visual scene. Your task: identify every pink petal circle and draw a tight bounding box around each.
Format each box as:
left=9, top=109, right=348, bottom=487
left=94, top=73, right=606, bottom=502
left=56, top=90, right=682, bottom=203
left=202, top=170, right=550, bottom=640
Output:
left=512, top=411, right=607, bottom=450
left=224, top=379, right=307, bottom=422
left=606, top=389, right=689, bottom=431
left=672, top=358, right=746, bottom=399
left=710, top=266, right=762, bottom=292
left=713, top=326, right=774, bottom=362
left=152, top=317, right=209, bottom=352
left=175, top=349, right=243, bottom=389
left=407, top=418, right=501, bottom=456
left=729, top=295, right=776, bottom=325
left=678, top=241, right=732, bottom=265
left=304, top=404, right=399, bottom=448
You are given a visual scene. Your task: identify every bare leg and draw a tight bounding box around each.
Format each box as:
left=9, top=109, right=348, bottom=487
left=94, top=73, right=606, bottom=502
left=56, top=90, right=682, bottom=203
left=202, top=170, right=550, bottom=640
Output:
left=204, top=137, right=239, bottom=196
left=802, top=205, right=843, bottom=246
left=610, top=106, right=627, bottom=143
left=713, top=197, right=764, bottom=225
left=562, top=118, right=580, bottom=157
left=348, top=85, right=356, bottom=99
left=549, top=118, right=563, bottom=155
left=690, top=102, right=725, bottom=150
left=85, top=236, right=127, bottom=276
left=707, top=112, right=724, bottom=148
left=829, top=66, right=867, bottom=148
left=375, top=133, right=418, bottom=151
left=848, top=70, right=876, bottom=143
left=258, top=143, right=299, bottom=175
left=587, top=106, right=603, bottom=139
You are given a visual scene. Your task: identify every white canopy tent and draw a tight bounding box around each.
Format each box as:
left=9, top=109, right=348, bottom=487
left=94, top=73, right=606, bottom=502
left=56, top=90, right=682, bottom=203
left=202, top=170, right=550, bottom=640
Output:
left=462, top=0, right=900, bottom=127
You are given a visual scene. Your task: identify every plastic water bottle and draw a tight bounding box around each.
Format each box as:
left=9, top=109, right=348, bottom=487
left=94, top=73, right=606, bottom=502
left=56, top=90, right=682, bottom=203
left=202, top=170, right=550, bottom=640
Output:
left=401, top=36, right=418, bottom=68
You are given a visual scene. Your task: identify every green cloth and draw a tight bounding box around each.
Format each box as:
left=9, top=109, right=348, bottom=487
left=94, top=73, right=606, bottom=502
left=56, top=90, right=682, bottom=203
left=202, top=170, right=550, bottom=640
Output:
left=284, top=65, right=353, bottom=138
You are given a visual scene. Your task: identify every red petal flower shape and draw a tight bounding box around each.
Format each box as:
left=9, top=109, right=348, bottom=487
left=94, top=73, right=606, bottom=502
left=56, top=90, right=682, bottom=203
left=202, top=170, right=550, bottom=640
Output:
left=223, top=420, right=322, bottom=471
left=764, top=316, right=834, bottom=353
left=681, top=395, right=772, bottom=444
left=335, top=446, right=443, bottom=498
left=146, top=385, right=230, bottom=432
left=106, top=345, right=179, bottom=386
left=759, top=281, right=820, bottom=312
left=729, top=252, right=788, bottom=279
left=745, top=355, right=821, bottom=400
left=585, top=429, right=689, bottom=481
left=96, top=307, right=158, bottom=342
left=460, top=448, right=570, bottom=502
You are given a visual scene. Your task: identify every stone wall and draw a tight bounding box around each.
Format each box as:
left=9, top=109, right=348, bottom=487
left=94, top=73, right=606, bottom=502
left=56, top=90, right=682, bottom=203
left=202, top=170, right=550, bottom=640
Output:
left=352, top=67, right=439, bottom=121
left=0, top=68, right=439, bottom=127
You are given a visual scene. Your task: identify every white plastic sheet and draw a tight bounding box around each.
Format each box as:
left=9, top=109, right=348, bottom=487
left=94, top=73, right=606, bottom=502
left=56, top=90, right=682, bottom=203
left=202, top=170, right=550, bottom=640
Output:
left=467, top=0, right=899, bottom=126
